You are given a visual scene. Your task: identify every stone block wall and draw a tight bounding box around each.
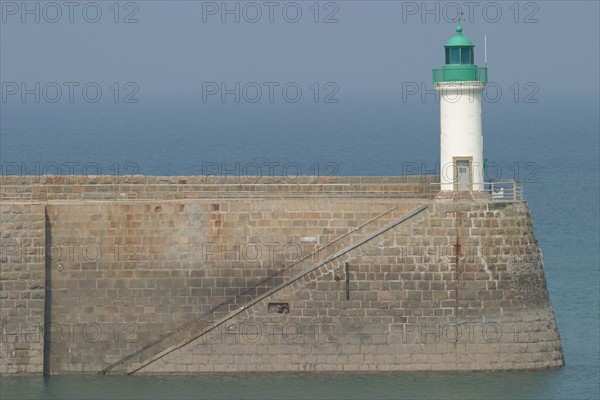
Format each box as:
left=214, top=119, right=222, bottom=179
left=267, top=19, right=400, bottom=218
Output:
left=0, top=203, right=46, bottom=374
left=44, top=198, right=423, bottom=373
left=0, top=176, right=563, bottom=374
left=139, top=200, right=563, bottom=373
left=0, top=175, right=440, bottom=202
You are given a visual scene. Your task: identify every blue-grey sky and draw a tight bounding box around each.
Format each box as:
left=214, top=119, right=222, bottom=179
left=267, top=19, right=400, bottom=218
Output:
left=1, top=0, right=599, bottom=99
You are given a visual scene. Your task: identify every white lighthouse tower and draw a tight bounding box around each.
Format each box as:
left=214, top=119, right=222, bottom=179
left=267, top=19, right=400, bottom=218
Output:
left=433, top=25, right=488, bottom=192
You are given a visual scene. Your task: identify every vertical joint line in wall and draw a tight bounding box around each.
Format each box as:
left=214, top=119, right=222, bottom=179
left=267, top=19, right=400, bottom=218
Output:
left=345, top=262, right=350, bottom=300
left=454, top=206, right=461, bottom=319
left=43, top=206, right=51, bottom=376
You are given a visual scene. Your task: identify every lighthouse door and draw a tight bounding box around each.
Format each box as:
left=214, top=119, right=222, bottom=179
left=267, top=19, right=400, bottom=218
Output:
left=455, top=159, right=472, bottom=191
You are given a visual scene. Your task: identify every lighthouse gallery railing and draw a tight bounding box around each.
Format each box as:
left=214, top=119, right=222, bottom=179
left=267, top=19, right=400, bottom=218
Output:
left=432, top=66, right=488, bottom=84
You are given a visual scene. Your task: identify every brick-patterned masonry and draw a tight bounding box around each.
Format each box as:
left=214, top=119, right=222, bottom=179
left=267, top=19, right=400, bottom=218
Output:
left=0, top=176, right=563, bottom=374
left=0, top=204, right=46, bottom=374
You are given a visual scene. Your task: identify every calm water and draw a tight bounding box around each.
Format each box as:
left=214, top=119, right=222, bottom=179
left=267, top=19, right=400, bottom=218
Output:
left=1, top=95, right=598, bottom=399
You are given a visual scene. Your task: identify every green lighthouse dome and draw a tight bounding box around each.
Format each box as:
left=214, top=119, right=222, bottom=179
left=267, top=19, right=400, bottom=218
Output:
left=445, top=25, right=474, bottom=47
left=444, top=24, right=474, bottom=65
left=433, top=24, right=488, bottom=84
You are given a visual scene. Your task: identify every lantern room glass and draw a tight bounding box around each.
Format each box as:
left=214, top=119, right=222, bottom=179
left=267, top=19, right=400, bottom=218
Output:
left=445, top=47, right=474, bottom=65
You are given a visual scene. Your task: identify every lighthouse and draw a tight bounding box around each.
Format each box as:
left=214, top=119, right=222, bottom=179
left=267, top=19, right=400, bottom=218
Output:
left=433, top=25, right=488, bottom=192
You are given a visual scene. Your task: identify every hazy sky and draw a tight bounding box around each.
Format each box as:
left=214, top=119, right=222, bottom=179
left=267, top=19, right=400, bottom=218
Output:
left=1, top=0, right=599, bottom=101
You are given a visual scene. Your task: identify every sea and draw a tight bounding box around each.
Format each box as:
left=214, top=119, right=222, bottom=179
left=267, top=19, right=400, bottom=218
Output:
left=0, top=93, right=598, bottom=399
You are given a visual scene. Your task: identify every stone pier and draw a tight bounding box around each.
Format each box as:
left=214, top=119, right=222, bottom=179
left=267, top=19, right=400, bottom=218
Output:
left=0, top=176, right=563, bottom=374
